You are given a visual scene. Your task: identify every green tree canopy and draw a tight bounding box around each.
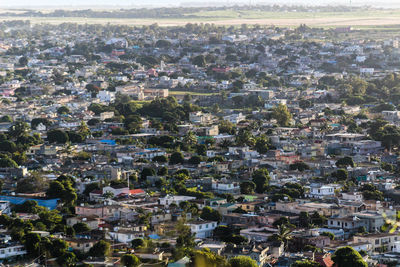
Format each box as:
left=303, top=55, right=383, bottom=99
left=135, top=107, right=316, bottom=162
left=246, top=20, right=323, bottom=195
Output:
left=331, top=246, right=367, bottom=267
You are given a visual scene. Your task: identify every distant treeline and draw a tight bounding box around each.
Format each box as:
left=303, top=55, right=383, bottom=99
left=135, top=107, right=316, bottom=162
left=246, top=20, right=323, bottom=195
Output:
left=1, top=5, right=378, bottom=19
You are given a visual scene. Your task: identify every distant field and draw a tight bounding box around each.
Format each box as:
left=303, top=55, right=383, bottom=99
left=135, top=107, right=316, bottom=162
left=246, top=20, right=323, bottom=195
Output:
left=1, top=9, right=400, bottom=27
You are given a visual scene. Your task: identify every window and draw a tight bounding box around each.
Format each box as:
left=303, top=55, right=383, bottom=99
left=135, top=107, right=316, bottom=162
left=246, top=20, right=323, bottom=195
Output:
left=345, top=223, right=347, bottom=227
left=199, top=225, right=202, bottom=230
left=375, top=239, right=379, bottom=245
left=337, top=222, right=340, bottom=226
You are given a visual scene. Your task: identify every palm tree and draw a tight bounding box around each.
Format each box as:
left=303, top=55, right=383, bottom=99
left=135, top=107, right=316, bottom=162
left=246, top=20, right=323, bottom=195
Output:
left=276, top=225, right=293, bottom=252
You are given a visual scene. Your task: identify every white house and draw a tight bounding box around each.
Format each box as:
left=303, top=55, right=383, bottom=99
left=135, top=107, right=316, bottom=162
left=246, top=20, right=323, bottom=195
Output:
left=0, top=243, right=26, bottom=259
left=307, top=184, right=338, bottom=199
left=102, top=185, right=129, bottom=196
left=108, top=228, right=145, bottom=243
left=187, top=221, right=218, bottom=238
left=158, top=195, right=196, bottom=206
left=223, top=113, right=246, bottom=124
left=212, top=179, right=240, bottom=194
left=97, top=90, right=115, bottom=103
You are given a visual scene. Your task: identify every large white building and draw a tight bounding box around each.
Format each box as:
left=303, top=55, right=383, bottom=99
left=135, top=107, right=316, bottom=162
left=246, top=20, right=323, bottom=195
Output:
left=0, top=243, right=26, bottom=259
left=187, top=221, right=218, bottom=238
left=223, top=113, right=246, bottom=124
left=307, top=184, right=339, bottom=199
left=212, top=180, right=240, bottom=194
left=97, top=90, right=115, bottom=103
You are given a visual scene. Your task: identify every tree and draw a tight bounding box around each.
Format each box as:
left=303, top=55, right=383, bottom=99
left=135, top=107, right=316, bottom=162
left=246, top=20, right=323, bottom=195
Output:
left=299, top=212, right=310, bottom=228
left=56, top=251, right=77, bottom=267
left=289, top=162, right=310, bottom=172
left=153, top=155, right=168, bottom=163
left=336, top=156, right=355, bottom=168
left=276, top=225, right=293, bottom=251
left=213, top=225, right=233, bottom=240
left=57, top=106, right=70, bottom=115
left=50, top=239, right=69, bottom=258
left=183, top=131, right=197, bottom=147
left=157, top=166, right=168, bottom=176
left=16, top=173, right=47, bottom=193
left=140, top=167, right=156, bottom=180
left=228, top=256, right=258, bottom=267
left=254, top=135, right=269, bottom=154
left=121, top=254, right=140, bottom=267
left=192, top=55, right=206, bottom=67
left=291, top=259, right=322, bottom=267
left=331, top=246, right=367, bottom=267
left=131, top=238, right=145, bottom=249
left=8, top=121, right=30, bottom=139
left=299, top=99, right=313, bottom=109
left=46, top=181, right=65, bottom=198
left=170, top=151, right=184, bottom=165
left=47, top=129, right=69, bottom=144
left=188, top=155, right=202, bottom=165
left=321, top=232, right=335, bottom=240
left=14, top=200, right=41, bottom=213
left=0, top=140, right=17, bottom=153
left=0, top=156, right=18, bottom=168
left=200, top=206, right=221, bottom=222
left=332, top=169, right=348, bottom=181
left=19, top=56, right=28, bottom=66
left=240, top=181, right=256, bottom=194
left=272, top=103, right=292, bottom=127
left=176, top=220, right=195, bottom=249
left=192, top=248, right=228, bottom=267
left=0, top=115, right=12, bottom=123
left=24, top=232, right=41, bottom=257
left=89, top=240, right=110, bottom=257
left=73, top=222, right=90, bottom=234
left=252, top=168, right=270, bottom=193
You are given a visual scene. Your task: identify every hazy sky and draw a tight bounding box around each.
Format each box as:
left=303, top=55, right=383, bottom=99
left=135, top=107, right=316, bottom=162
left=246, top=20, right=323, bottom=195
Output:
left=0, top=0, right=399, bottom=8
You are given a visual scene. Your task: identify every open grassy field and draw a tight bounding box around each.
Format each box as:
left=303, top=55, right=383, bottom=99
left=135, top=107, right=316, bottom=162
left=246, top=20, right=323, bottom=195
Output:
left=1, top=9, right=400, bottom=27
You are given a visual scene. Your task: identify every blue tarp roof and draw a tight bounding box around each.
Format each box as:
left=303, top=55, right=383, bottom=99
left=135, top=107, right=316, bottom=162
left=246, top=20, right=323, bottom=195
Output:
left=0, top=196, right=59, bottom=210
left=100, top=140, right=116, bottom=145
left=148, top=234, right=160, bottom=240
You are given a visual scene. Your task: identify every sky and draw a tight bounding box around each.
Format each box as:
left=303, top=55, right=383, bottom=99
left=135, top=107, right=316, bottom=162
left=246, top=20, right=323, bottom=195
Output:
left=0, top=0, right=399, bottom=8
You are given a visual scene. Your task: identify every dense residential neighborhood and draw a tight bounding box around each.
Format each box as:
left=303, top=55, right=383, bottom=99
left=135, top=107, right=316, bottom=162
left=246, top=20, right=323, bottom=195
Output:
left=0, top=7, right=399, bottom=266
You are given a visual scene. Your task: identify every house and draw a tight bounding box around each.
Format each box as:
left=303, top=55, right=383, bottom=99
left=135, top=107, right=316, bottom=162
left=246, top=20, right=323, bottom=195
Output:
left=158, top=195, right=196, bottom=206
left=224, top=244, right=270, bottom=267
left=327, top=215, right=368, bottom=235
left=109, top=226, right=147, bottom=243
left=97, top=90, right=115, bottom=103
left=353, top=233, right=399, bottom=253
left=187, top=221, right=218, bottom=238
left=66, top=215, right=103, bottom=230
left=223, top=113, right=246, bottom=124
left=211, top=179, right=240, bottom=194
left=189, top=111, right=213, bottom=124
left=382, top=110, right=400, bottom=122
left=353, top=210, right=391, bottom=233
left=75, top=204, right=121, bottom=220
left=65, top=238, right=97, bottom=253
left=0, top=242, right=26, bottom=259
left=307, top=184, right=337, bottom=199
